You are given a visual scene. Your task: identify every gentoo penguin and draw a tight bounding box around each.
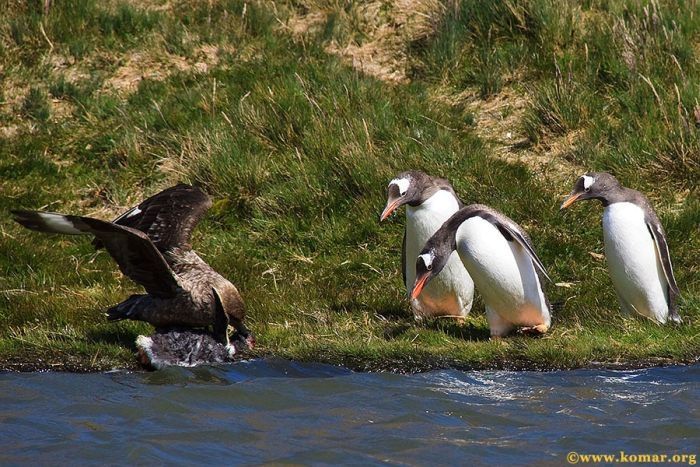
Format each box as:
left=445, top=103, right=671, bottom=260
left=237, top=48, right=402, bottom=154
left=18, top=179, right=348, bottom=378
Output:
left=12, top=184, right=255, bottom=348
left=410, top=204, right=552, bottom=337
left=561, top=172, right=681, bottom=324
left=380, top=171, right=474, bottom=321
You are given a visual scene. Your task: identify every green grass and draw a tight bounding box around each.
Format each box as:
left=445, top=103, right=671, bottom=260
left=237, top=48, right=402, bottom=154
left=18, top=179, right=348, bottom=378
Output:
left=0, top=0, right=697, bottom=372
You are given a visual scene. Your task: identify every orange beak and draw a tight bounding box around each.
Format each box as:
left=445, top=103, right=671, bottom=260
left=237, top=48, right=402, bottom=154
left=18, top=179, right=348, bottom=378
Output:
left=380, top=198, right=402, bottom=221
left=410, top=273, right=431, bottom=300
left=560, top=192, right=582, bottom=210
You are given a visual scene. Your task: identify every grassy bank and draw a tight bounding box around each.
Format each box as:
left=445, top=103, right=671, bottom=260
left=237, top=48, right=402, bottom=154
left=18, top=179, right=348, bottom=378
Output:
left=0, top=0, right=698, bottom=372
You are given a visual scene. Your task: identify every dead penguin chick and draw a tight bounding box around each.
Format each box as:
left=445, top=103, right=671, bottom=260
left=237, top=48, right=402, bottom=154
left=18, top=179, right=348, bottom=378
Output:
left=136, top=286, right=253, bottom=370
left=136, top=332, right=233, bottom=370
left=136, top=329, right=253, bottom=370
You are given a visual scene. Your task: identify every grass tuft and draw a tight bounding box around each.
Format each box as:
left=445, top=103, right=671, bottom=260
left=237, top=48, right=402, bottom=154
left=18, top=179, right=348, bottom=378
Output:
left=21, top=87, right=50, bottom=121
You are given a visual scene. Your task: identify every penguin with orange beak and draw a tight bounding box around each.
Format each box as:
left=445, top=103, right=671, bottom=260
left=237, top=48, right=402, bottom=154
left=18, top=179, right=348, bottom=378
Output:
left=380, top=171, right=474, bottom=321
left=409, top=203, right=551, bottom=337
left=561, top=172, right=681, bottom=324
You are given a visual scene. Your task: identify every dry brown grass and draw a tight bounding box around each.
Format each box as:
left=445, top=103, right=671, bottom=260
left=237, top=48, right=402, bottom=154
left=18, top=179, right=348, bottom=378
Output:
left=105, top=44, right=231, bottom=93
left=285, top=0, right=443, bottom=84
left=456, top=87, right=584, bottom=182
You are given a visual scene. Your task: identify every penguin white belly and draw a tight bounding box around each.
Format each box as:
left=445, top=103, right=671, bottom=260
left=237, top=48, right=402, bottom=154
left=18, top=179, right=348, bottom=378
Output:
left=455, top=218, right=549, bottom=332
left=405, top=192, right=474, bottom=318
left=602, top=203, right=669, bottom=323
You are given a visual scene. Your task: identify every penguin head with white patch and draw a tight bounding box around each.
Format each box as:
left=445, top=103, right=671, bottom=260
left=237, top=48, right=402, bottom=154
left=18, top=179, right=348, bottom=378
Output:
left=560, top=172, right=622, bottom=209
left=410, top=236, right=454, bottom=300
left=379, top=172, right=417, bottom=221
left=379, top=171, right=421, bottom=221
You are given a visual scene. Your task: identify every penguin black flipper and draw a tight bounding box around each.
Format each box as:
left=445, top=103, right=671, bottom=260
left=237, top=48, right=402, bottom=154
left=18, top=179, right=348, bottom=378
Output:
left=471, top=206, right=552, bottom=282
left=645, top=212, right=681, bottom=322
left=455, top=192, right=466, bottom=210
left=401, top=228, right=407, bottom=288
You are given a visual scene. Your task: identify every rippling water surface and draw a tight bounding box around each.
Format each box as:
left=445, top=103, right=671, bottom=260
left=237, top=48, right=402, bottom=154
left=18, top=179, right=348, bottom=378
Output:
left=1, top=361, right=698, bottom=464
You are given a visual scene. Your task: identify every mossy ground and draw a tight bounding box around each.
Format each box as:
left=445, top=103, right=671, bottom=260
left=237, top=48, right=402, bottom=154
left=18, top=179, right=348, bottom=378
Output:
left=0, top=0, right=698, bottom=372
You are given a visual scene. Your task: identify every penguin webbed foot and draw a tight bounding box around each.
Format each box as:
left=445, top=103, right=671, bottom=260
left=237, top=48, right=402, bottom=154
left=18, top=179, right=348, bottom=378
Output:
left=668, top=312, right=683, bottom=325
left=518, top=324, right=550, bottom=336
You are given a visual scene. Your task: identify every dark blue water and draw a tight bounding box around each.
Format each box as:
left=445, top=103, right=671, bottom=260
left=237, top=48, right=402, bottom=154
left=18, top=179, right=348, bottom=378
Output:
left=1, top=360, right=698, bottom=465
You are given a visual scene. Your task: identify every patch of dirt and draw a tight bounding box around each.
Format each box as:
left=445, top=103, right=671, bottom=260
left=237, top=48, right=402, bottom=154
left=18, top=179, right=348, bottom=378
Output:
left=287, top=10, right=326, bottom=37
left=323, top=0, right=411, bottom=84
left=104, top=51, right=184, bottom=93
left=0, top=77, right=77, bottom=136
left=50, top=98, right=75, bottom=121
left=104, top=44, right=232, bottom=94
left=287, top=0, right=443, bottom=84
left=0, top=124, right=20, bottom=139
left=1, top=80, right=29, bottom=112
left=49, top=53, right=90, bottom=83
left=192, top=44, right=225, bottom=73
left=0, top=80, right=30, bottom=138
left=435, top=85, right=584, bottom=184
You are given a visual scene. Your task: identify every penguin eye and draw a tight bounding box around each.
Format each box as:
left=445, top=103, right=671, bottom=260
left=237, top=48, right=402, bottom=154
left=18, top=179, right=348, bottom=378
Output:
left=582, top=175, right=594, bottom=193
left=426, top=263, right=433, bottom=271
